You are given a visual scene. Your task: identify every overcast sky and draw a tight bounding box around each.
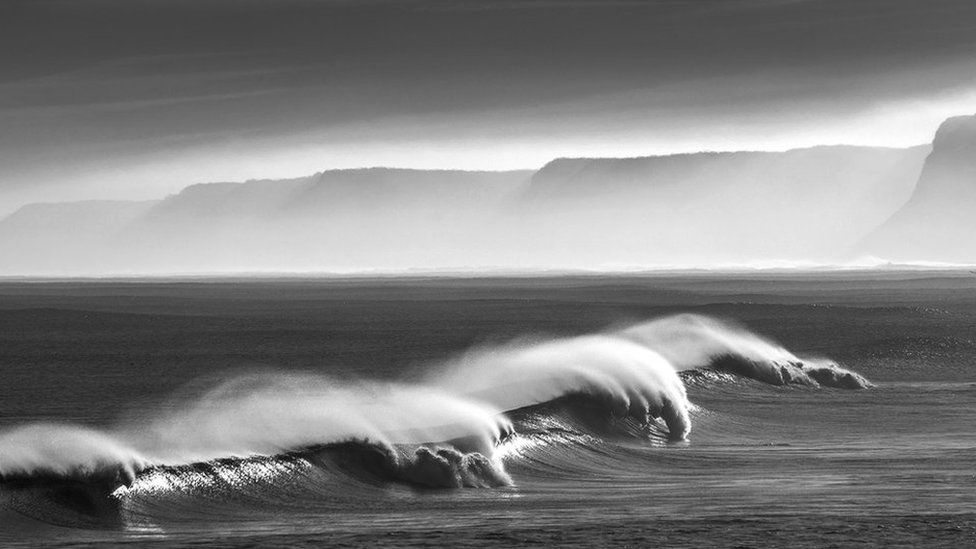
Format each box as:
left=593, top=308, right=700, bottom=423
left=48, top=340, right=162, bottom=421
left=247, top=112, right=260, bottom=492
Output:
left=3, top=0, right=976, bottom=213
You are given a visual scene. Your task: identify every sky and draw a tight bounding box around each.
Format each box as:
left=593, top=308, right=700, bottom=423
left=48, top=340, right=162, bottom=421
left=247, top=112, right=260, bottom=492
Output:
left=3, top=0, right=976, bottom=214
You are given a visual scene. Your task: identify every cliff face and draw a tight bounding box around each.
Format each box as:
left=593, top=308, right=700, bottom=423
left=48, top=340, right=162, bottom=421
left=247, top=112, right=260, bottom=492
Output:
left=527, top=146, right=926, bottom=202
left=518, top=145, right=929, bottom=262
left=0, top=169, right=531, bottom=275
left=0, top=140, right=949, bottom=275
left=862, top=114, right=976, bottom=262
left=145, top=169, right=529, bottom=221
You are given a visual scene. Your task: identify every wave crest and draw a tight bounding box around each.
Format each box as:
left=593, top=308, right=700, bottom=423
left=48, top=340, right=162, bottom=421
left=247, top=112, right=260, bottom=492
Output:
left=432, top=335, right=692, bottom=441
left=0, top=425, right=145, bottom=487
left=1, top=312, right=870, bottom=502
left=622, top=314, right=872, bottom=389
left=0, top=375, right=511, bottom=488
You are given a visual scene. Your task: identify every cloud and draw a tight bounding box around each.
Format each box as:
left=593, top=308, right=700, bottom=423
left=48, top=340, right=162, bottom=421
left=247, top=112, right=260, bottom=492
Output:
left=3, top=0, right=976, bottom=212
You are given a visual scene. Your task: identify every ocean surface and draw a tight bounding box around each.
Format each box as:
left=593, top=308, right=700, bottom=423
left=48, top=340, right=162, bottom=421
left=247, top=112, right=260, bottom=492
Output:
left=1, top=273, right=975, bottom=547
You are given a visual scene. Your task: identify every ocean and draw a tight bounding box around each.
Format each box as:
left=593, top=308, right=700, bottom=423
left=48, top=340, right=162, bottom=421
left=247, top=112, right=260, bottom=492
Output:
left=1, top=273, right=975, bottom=547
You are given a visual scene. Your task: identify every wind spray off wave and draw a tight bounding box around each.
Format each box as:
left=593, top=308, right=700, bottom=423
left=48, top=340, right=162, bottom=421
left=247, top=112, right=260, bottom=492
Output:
left=620, top=314, right=871, bottom=389
left=430, top=335, right=692, bottom=441
left=0, top=374, right=512, bottom=489
left=0, top=313, right=871, bottom=525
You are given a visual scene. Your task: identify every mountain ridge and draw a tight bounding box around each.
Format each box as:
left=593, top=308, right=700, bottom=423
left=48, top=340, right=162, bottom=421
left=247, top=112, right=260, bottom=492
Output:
left=0, top=138, right=959, bottom=275
left=860, top=113, right=976, bottom=262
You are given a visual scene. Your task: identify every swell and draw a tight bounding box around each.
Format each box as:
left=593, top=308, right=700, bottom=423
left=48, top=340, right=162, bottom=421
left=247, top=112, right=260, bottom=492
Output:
left=0, top=313, right=871, bottom=526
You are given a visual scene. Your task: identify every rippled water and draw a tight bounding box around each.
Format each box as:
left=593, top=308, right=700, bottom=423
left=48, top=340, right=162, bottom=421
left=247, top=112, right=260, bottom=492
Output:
left=1, top=274, right=974, bottom=547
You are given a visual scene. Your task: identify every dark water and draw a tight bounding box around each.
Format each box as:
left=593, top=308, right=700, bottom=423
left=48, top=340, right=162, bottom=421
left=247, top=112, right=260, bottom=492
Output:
left=1, top=273, right=975, bottom=547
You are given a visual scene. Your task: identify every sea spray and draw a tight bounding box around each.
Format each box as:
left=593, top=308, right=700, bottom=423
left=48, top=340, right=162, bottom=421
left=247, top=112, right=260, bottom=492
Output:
left=1, top=313, right=870, bottom=494
left=431, top=335, right=692, bottom=441
left=0, top=424, right=145, bottom=487
left=1, top=374, right=511, bottom=487
left=121, top=373, right=511, bottom=464
left=620, top=314, right=872, bottom=388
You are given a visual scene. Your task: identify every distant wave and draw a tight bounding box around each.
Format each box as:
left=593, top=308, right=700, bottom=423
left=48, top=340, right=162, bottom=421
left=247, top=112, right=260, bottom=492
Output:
left=0, top=314, right=871, bottom=525
left=620, top=314, right=871, bottom=389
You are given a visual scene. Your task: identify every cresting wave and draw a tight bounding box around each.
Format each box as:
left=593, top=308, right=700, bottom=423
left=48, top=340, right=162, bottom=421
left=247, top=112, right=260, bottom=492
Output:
left=431, top=335, right=692, bottom=441
left=0, top=376, right=511, bottom=489
left=0, top=314, right=870, bottom=520
left=621, top=314, right=872, bottom=389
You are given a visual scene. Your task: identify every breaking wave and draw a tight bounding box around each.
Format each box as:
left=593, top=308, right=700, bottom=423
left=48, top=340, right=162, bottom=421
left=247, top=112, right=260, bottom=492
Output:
left=0, top=314, right=871, bottom=526
left=621, top=314, right=871, bottom=389
left=431, top=334, right=692, bottom=441
left=1, top=375, right=510, bottom=486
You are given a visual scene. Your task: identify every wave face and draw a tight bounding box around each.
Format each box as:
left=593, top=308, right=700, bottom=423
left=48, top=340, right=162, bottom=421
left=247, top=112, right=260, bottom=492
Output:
left=0, top=314, right=871, bottom=528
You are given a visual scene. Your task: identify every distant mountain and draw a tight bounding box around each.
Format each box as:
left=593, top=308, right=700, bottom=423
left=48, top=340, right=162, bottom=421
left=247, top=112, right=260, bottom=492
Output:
left=0, top=169, right=531, bottom=275
left=0, top=200, right=158, bottom=275
left=0, top=142, right=945, bottom=275
left=148, top=168, right=529, bottom=220
left=0, top=200, right=157, bottom=235
left=860, top=114, right=976, bottom=262
left=515, top=145, right=928, bottom=264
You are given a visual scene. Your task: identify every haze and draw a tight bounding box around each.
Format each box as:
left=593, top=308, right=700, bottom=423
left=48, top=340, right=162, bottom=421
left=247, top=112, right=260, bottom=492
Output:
left=2, top=0, right=976, bottom=273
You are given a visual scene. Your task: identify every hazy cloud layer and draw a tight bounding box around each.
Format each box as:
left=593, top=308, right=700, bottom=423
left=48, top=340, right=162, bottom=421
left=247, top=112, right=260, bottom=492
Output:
left=3, top=0, right=976, bottom=212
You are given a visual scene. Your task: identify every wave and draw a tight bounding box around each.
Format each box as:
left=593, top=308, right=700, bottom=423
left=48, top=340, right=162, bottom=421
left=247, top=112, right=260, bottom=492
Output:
left=120, top=373, right=511, bottom=463
left=430, top=334, right=692, bottom=441
left=621, top=314, right=871, bottom=389
left=1, top=375, right=510, bottom=486
left=0, top=424, right=147, bottom=488
left=0, top=439, right=512, bottom=528
left=1, top=313, right=872, bottom=525
left=138, top=440, right=512, bottom=495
